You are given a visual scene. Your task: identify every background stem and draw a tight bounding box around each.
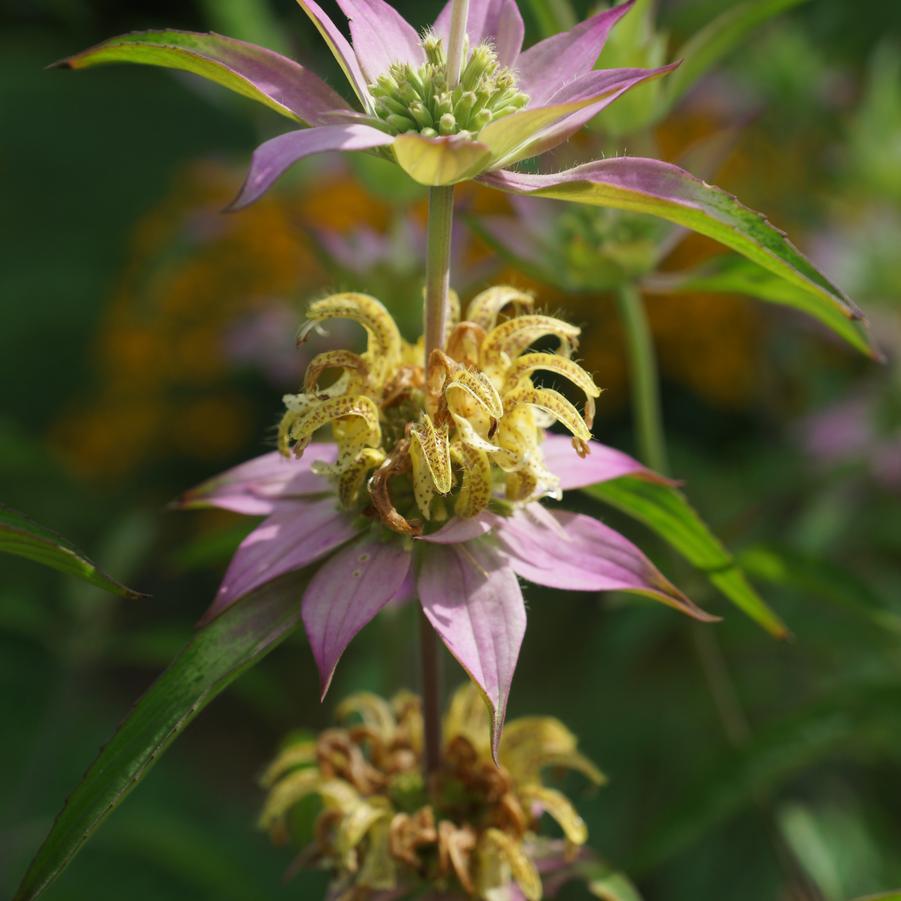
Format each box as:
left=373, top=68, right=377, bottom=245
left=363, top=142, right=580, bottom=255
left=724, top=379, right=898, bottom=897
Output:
left=616, top=282, right=668, bottom=474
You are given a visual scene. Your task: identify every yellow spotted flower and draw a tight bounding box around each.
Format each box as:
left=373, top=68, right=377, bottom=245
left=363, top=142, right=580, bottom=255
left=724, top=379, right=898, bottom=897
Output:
left=178, top=286, right=713, bottom=755
left=259, top=684, right=604, bottom=900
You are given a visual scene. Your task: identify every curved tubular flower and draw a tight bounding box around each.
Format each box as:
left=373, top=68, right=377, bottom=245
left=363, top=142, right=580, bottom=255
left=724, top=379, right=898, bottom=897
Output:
left=259, top=683, right=605, bottom=899
left=57, top=0, right=862, bottom=324
left=176, top=286, right=714, bottom=756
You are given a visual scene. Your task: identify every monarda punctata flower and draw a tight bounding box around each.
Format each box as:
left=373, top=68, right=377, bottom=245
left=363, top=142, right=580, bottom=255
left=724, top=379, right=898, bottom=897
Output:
left=260, top=683, right=603, bottom=899
left=57, top=0, right=674, bottom=203
left=179, top=286, right=713, bottom=753
left=57, top=0, right=865, bottom=338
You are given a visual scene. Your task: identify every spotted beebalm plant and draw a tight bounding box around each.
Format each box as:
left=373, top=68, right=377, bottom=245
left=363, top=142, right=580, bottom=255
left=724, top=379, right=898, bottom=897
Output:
left=15, top=3, right=869, bottom=900
left=179, top=286, right=713, bottom=754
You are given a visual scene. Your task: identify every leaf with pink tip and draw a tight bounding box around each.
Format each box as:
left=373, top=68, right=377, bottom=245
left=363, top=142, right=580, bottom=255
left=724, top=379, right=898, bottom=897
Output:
left=204, top=498, right=360, bottom=623
left=484, top=62, right=680, bottom=168
left=175, top=446, right=338, bottom=515
left=516, top=1, right=635, bottom=105
left=419, top=541, right=525, bottom=761
left=231, top=123, right=395, bottom=208
left=335, top=0, right=424, bottom=84
left=295, top=0, right=372, bottom=108
left=480, top=158, right=863, bottom=324
left=541, top=433, right=676, bottom=490
left=302, top=533, right=412, bottom=697
left=54, top=30, right=349, bottom=125
left=497, top=507, right=716, bottom=621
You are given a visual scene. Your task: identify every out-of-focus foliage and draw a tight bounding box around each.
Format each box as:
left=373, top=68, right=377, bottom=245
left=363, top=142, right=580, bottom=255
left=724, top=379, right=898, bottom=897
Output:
left=2, top=1, right=901, bottom=899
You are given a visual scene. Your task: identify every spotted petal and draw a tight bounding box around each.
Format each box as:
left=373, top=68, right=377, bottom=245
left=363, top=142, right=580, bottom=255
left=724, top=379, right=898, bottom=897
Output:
left=419, top=541, right=525, bottom=760
left=481, top=158, right=863, bottom=322
left=231, top=123, right=395, bottom=208
left=497, top=507, right=716, bottom=621
left=175, top=445, right=338, bottom=515
left=54, top=30, right=351, bottom=125
left=204, top=498, right=360, bottom=623
left=516, top=1, right=636, bottom=105
left=302, top=533, right=412, bottom=697
left=335, top=0, right=424, bottom=83
left=541, top=433, right=674, bottom=491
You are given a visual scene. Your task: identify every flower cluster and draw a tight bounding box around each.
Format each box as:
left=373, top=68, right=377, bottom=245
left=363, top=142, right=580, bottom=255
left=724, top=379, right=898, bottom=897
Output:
left=278, top=287, right=600, bottom=535
left=260, top=684, right=602, bottom=900
left=372, top=33, right=528, bottom=138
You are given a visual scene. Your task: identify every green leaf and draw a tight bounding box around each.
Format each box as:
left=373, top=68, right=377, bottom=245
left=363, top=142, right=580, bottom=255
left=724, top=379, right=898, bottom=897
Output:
left=643, top=253, right=879, bottom=359
left=482, top=158, right=864, bottom=332
left=54, top=30, right=346, bottom=125
left=586, top=865, right=645, bottom=901
left=13, top=572, right=306, bottom=901
left=0, top=503, right=143, bottom=599
left=660, top=0, right=810, bottom=116
left=584, top=479, right=788, bottom=638
left=738, top=545, right=901, bottom=636
left=633, top=679, right=901, bottom=872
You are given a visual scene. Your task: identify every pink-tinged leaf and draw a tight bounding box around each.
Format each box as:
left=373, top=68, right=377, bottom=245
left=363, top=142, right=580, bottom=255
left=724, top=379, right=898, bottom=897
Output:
left=419, top=541, right=525, bottom=760
left=419, top=512, right=498, bottom=545
left=302, top=533, right=412, bottom=697
left=480, top=158, right=862, bottom=322
left=486, top=62, right=679, bottom=167
left=335, top=0, right=424, bottom=83
left=176, top=445, right=337, bottom=515
left=542, top=433, right=675, bottom=491
left=497, top=507, right=716, bottom=622
left=231, top=123, right=394, bottom=208
left=494, top=0, right=526, bottom=67
left=295, top=0, right=371, bottom=108
left=203, top=499, right=359, bottom=623
left=55, top=30, right=349, bottom=125
left=392, top=132, right=492, bottom=186
left=516, top=1, right=635, bottom=105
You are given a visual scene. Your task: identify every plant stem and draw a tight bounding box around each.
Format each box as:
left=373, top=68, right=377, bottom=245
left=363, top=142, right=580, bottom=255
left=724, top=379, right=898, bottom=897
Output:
left=419, top=610, right=443, bottom=776
left=424, top=186, right=455, bottom=360
left=615, top=282, right=668, bottom=474
left=419, top=0, right=470, bottom=780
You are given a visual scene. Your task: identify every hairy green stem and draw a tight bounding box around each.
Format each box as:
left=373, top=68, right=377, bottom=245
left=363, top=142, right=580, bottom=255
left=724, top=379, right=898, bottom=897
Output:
left=424, top=185, right=455, bottom=361
left=615, top=282, right=668, bottom=474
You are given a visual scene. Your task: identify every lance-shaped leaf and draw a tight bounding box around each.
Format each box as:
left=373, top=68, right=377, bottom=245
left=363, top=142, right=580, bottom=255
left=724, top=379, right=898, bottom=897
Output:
left=13, top=572, right=307, bottom=901
left=480, top=159, right=863, bottom=326
left=53, top=30, right=350, bottom=125
left=659, top=0, right=809, bottom=118
left=583, top=479, right=788, bottom=639
left=418, top=541, right=525, bottom=762
left=642, top=253, right=879, bottom=359
left=0, top=503, right=142, bottom=599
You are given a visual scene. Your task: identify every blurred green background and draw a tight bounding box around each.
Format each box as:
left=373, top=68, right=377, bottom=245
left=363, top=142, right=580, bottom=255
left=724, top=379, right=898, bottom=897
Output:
left=2, top=0, right=901, bottom=898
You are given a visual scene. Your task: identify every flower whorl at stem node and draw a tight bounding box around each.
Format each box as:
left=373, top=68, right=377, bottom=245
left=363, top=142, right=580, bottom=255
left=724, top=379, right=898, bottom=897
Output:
left=277, top=287, right=602, bottom=535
